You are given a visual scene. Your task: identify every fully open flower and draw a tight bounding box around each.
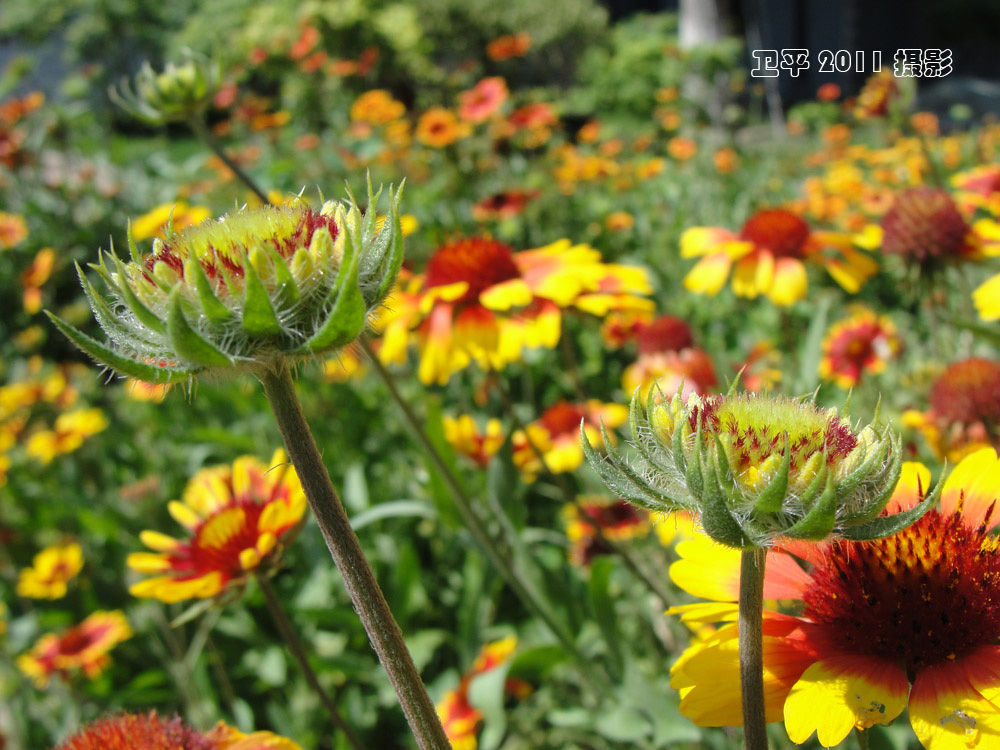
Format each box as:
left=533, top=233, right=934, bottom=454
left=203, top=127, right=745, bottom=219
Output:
left=0, top=211, right=28, bottom=249
left=416, top=108, right=469, bottom=147
left=25, top=408, right=108, bottom=464
left=681, top=209, right=877, bottom=306
left=350, top=89, right=406, bottom=125
left=585, top=389, right=924, bottom=548
left=57, top=711, right=301, bottom=750
left=17, top=542, right=84, bottom=599
left=563, top=496, right=650, bottom=566
left=515, top=400, right=627, bottom=478
left=458, top=78, right=508, bottom=124
left=471, top=189, right=538, bottom=221
left=621, top=315, right=716, bottom=400
left=443, top=415, right=504, bottom=468
left=819, top=307, right=901, bottom=388
left=127, top=449, right=305, bottom=603
left=486, top=33, right=531, bottom=61
left=669, top=449, right=1000, bottom=749
left=379, top=238, right=651, bottom=385
left=18, top=610, right=132, bottom=687
left=904, top=358, right=1000, bottom=461
left=951, top=164, right=1000, bottom=215
left=48, top=187, right=404, bottom=384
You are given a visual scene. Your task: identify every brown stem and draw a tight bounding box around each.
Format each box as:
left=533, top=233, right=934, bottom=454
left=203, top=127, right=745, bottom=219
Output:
left=259, top=365, right=450, bottom=750
left=188, top=117, right=270, bottom=205
left=256, top=573, right=365, bottom=750
left=739, top=547, right=768, bottom=750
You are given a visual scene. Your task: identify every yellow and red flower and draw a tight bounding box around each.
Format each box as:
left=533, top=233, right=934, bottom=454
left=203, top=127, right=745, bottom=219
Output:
left=951, top=164, right=1000, bottom=215
left=379, top=238, right=652, bottom=385
left=819, top=307, right=901, bottom=388
left=0, top=211, right=28, bottom=249
left=904, top=358, right=1000, bottom=462
left=350, top=89, right=406, bottom=125
left=21, top=247, right=55, bottom=314
left=127, top=450, right=306, bottom=603
left=471, top=189, right=538, bottom=221
left=853, top=69, right=899, bottom=119
left=486, top=33, right=531, bottom=62
left=668, top=449, right=1000, bottom=749
left=458, top=77, right=508, bottom=124
left=57, top=712, right=301, bottom=750
left=437, top=637, right=532, bottom=750
left=681, top=208, right=877, bottom=306
left=17, top=542, right=84, bottom=599
left=443, top=415, right=504, bottom=468
left=621, top=315, right=717, bottom=400
left=18, top=610, right=132, bottom=688
left=513, top=400, right=627, bottom=478
left=563, top=496, right=650, bottom=566
left=25, top=408, right=108, bottom=464
left=416, top=107, right=470, bottom=148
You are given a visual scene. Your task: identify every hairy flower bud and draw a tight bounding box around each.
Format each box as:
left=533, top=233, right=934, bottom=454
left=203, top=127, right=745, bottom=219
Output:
left=110, top=51, right=221, bottom=125
left=47, top=183, right=404, bottom=383
left=583, top=385, right=939, bottom=548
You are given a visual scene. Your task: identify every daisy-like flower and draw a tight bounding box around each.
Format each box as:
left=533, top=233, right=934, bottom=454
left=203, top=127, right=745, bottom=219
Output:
left=819, top=307, right=901, bottom=388
left=18, top=610, right=132, bottom=687
left=17, top=542, right=84, bottom=599
left=437, top=637, right=532, bottom=750
left=57, top=711, right=302, bottom=750
left=48, top=186, right=404, bottom=385
left=350, top=89, right=405, bottom=125
left=951, top=164, right=1000, bottom=215
left=443, top=415, right=504, bottom=468
left=904, top=358, right=1000, bottom=462
left=563, top=496, right=650, bottom=566
left=514, top=400, right=627, bottom=478
left=486, top=33, right=531, bottom=62
left=127, top=449, right=305, bottom=603
left=379, top=237, right=652, bottom=385
left=131, top=202, right=212, bottom=242
left=471, top=189, right=538, bottom=221
left=853, top=69, right=899, bottom=119
left=585, top=389, right=921, bottom=548
left=21, top=247, right=56, bottom=314
left=738, top=342, right=782, bottom=393
left=458, top=77, right=508, bottom=124
left=416, top=108, right=469, bottom=147
left=622, top=315, right=717, bottom=400
left=681, top=208, right=877, bottom=306
left=0, top=211, right=28, bottom=249
left=668, top=449, right=1000, bottom=749
left=25, top=408, right=108, bottom=464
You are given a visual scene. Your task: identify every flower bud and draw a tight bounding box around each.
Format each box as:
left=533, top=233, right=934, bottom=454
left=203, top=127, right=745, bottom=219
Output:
left=583, top=385, right=939, bottom=548
left=110, top=50, right=221, bottom=125
left=47, top=183, right=405, bottom=383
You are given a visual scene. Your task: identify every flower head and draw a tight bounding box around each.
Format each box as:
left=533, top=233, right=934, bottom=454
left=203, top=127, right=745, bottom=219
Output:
left=132, top=202, right=212, bottom=241
left=25, top=408, right=108, bottom=464
left=471, top=189, right=538, bottom=221
left=516, top=400, right=627, bottom=478
left=48, top=185, right=404, bottom=384
left=0, top=211, right=28, bottom=249
left=350, top=90, right=405, bottom=125
left=111, top=51, right=221, bottom=125
left=17, top=542, right=83, bottom=599
left=879, top=187, right=987, bottom=271
left=486, top=33, right=531, bottom=61
left=668, top=449, right=1000, bottom=749
left=681, top=209, right=877, bottom=306
left=458, top=77, right=508, bottom=124
left=585, top=388, right=926, bottom=548
left=564, top=496, right=650, bottom=566
left=57, top=712, right=301, bottom=750
left=416, top=108, right=469, bottom=147
left=127, top=449, right=305, bottom=602
left=443, top=415, right=504, bottom=468
left=18, top=610, right=132, bottom=687
left=819, top=307, right=901, bottom=388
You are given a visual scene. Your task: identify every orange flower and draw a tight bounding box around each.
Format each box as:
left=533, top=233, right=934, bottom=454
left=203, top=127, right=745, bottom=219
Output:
left=605, top=211, right=634, bottom=231
left=951, top=164, right=1000, bottom=215
left=21, top=247, right=56, bottom=313
left=379, top=238, right=652, bottom=385
left=904, top=358, right=1000, bottom=462
left=681, top=208, right=877, bottom=305
left=854, top=69, right=898, bottom=119
left=350, top=90, right=405, bottom=125
left=738, top=341, right=782, bottom=393
left=124, top=378, right=171, bottom=402
left=471, top=189, right=538, bottom=221
left=819, top=307, right=900, bottom=388
left=577, top=120, right=601, bottom=144
left=712, top=147, right=739, bottom=174
left=127, top=450, right=306, bottom=603
left=416, top=108, right=469, bottom=147
left=635, top=157, right=665, bottom=179
left=288, top=25, right=320, bottom=61
left=0, top=211, right=28, bottom=249
left=564, top=497, right=650, bottom=567
left=18, top=610, right=132, bottom=687
left=508, top=103, right=557, bottom=131
left=486, top=33, right=531, bottom=61
left=910, top=112, right=939, bottom=136
left=667, top=136, right=697, bottom=160
left=513, top=400, right=627, bottom=478
left=816, top=83, right=840, bottom=102
left=458, top=77, right=508, bottom=124
left=669, top=451, right=1000, bottom=749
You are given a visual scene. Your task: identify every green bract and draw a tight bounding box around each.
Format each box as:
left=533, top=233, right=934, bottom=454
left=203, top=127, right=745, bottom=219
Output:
left=47, top=184, right=404, bottom=383
left=582, top=386, right=940, bottom=549
left=110, top=51, right=221, bottom=125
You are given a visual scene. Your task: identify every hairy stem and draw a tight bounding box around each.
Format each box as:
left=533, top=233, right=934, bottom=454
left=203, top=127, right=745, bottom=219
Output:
left=260, top=365, right=449, bottom=750
left=739, top=547, right=769, bottom=750
left=188, top=117, right=270, bottom=204
left=256, top=573, right=365, bottom=750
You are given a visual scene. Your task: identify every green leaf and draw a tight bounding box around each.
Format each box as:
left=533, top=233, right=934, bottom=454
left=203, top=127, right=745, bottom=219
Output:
left=841, top=471, right=943, bottom=541
left=266, top=246, right=299, bottom=307
left=700, top=455, right=752, bottom=548
left=754, top=434, right=790, bottom=513
left=45, top=312, right=195, bottom=383
left=241, top=254, right=283, bottom=336
left=796, top=293, right=831, bottom=393
left=467, top=659, right=511, bottom=750
left=945, top=316, right=1000, bottom=348
left=109, top=253, right=166, bottom=334
left=349, top=500, right=436, bottom=531
left=167, top=289, right=233, bottom=368
left=589, top=556, right=623, bottom=677
left=185, top=256, right=234, bottom=325
left=783, top=472, right=838, bottom=540
left=298, top=228, right=365, bottom=353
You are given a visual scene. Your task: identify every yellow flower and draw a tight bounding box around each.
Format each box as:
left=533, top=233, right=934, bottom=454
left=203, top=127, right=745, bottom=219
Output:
left=350, top=89, right=406, bottom=125
left=515, top=400, right=627, bottom=478
left=25, top=408, right=108, bottom=464
left=17, top=542, right=84, bottom=599
left=131, top=202, right=212, bottom=241
left=443, top=415, right=504, bottom=468
left=18, top=610, right=132, bottom=688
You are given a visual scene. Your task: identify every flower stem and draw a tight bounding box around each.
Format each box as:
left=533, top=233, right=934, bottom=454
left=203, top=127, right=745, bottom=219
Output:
left=357, top=337, right=611, bottom=691
left=855, top=728, right=870, bottom=750
left=739, top=547, right=768, bottom=750
left=259, top=365, right=450, bottom=750
left=188, top=117, right=270, bottom=205
left=256, top=572, right=365, bottom=750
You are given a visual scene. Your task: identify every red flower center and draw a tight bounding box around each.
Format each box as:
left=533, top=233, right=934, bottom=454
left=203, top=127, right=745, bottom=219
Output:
left=56, top=622, right=109, bottom=657
left=739, top=209, right=811, bottom=259
left=929, top=358, right=1000, bottom=425
left=880, top=187, right=970, bottom=264
left=803, top=508, right=1000, bottom=677
left=582, top=500, right=646, bottom=530
left=538, top=402, right=588, bottom=437
left=58, top=712, right=215, bottom=750
left=636, top=315, right=693, bottom=354
left=424, top=238, right=521, bottom=304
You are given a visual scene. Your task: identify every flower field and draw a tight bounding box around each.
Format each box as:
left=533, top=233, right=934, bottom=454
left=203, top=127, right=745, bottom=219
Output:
left=3, top=3, right=1000, bottom=749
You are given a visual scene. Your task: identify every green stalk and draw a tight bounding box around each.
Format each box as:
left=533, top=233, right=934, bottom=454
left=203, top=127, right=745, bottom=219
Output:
left=855, top=728, right=870, bottom=750
left=260, top=366, right=450, bottom=750
left=256, top=573, right=365, bottom=750
left=188, top=117, right=270, bottom=204
left=739, top=547, right=769, bottom=750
